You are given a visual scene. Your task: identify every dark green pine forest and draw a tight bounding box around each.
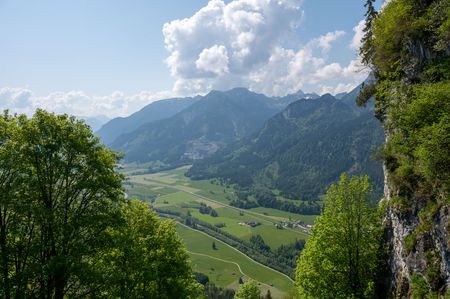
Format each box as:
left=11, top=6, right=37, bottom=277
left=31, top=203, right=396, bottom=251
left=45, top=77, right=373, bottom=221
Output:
left=187, top=86, right=384, bottom=202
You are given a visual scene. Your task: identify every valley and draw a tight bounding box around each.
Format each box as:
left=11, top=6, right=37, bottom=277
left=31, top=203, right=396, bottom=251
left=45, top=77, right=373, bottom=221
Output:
left=106, top=85, right=386, bottom=298
left=121, top=165, right=315, bottom=296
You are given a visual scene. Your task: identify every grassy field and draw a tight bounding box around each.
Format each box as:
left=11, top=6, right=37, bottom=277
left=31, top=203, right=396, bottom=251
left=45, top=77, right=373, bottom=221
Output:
left=249, top=207, right=317, bottom=225
left=177, top=224, right=294, bottom=298
left=149, top=187, right=310, bottom=249
left=122, top=165, right=316, bottom=297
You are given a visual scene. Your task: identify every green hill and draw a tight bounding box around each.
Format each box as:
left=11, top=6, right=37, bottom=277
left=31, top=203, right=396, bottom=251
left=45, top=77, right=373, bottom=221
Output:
left=111, top=88, right=287, bottom=167
left=96, top=96, right=200, bottom=144
left=187, top=87, right=384, bottom=201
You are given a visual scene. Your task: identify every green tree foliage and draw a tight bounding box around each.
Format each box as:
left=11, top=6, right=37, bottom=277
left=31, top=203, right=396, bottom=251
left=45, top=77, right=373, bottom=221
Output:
left=249, top=235, right=270, bottom=253
left=295, top=175, right=382, bottom=299
left=0, top=110, right=200, bottom=298
left=195, top=272, right=210, bottom=285
left=98, top=200, right=202, bottom=298
left=0, top=112, right=24, bottom=299
left=359, top=1, right=450, bottom=295
left=234, top=279, right=260, bottom=299
left=274, top=239, right=305, bottom=270
left=385, top=82, right=450, bottom=198
left=199, top=203, right=219, bottom=217
left=359, top=0, right=450, bottom=202
left=204, top=281, right=235, bottom=299
left=0, top=110, right=124, bottom=298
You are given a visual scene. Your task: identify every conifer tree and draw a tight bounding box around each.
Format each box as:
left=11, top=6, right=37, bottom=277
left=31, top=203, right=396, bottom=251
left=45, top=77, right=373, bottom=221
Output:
left=360, top=0, right=378, bottom=66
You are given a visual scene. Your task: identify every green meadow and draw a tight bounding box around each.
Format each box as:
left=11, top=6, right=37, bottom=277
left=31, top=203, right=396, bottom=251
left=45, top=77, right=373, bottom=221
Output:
left=122, top=165, right=315, bottom=296
left=176, top=224, right=294, bottom=297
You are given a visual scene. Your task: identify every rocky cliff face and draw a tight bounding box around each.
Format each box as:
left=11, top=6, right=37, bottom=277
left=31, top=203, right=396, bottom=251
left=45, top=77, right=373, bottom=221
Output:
left=382, top=133, right=450, bottom=298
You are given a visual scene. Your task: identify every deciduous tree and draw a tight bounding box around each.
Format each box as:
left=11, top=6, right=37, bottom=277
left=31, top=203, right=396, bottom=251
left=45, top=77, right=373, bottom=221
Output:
left=295, top=174, right=382, bottom=299
left=234, top=279, right=260, bottom=299
left=99, top=200, right=202, bottom=298
left=0, top=110, right=201, bottom=298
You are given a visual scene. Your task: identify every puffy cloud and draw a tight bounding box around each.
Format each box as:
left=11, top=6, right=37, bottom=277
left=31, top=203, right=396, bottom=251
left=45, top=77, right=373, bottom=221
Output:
left=320, top=83, right=358, bottom=96
left=350, top=19, right=365, bottom=50
left=195, top=45, right=230, bottom=76
left=313, top=63, right=343, bottom=81
left=0, top=87, right=33, bottom=110
left=2, top=0, right=371, bottom=118
left=163, top=0, right=306, bottom=94
left=162, top=0, right=366, bottom=96
left=0, top=87, right=175, bottom=118
left=310, top=30, right=346, bottom=52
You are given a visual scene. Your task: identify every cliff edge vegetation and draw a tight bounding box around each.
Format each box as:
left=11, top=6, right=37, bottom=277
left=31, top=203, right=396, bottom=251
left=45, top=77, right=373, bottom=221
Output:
left=358, top=0, right=450, bottom=297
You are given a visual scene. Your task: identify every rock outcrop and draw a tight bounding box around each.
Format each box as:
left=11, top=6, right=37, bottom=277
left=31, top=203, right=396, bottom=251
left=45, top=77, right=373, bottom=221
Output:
left=382, top=131, right=450, bottom=297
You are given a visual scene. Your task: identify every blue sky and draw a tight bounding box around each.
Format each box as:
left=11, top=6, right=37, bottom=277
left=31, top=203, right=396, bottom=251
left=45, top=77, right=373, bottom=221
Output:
left=0, top=0, right=383, bottom=117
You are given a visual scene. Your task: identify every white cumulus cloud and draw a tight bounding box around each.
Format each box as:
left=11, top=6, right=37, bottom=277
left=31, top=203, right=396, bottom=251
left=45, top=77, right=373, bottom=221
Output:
left=162, top=0, right=368, bottom=96
left=0, top=87, right=33, bottom=110
left=311, top=30, right=346, bottom=52
left=196, top=45, right=230, bottom=76
left=0, top=87, right=175, bottom=118
left=350, top=19, right=365, bottom=50
left=2, top=0, right=372, bottom=118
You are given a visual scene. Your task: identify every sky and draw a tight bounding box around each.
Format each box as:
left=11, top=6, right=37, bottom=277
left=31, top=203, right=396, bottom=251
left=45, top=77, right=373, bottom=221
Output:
left=0, top=0, right=383, bottom=118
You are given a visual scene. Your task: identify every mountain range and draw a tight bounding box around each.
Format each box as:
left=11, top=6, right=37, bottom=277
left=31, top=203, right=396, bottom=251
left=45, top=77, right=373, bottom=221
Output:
left=96, top=96, right=200, bottom=144
left=187, top=89, right=384, bottom=200
left=97, top=85, right=383, bottom=200
left=100, top=88, right=315, bottom=166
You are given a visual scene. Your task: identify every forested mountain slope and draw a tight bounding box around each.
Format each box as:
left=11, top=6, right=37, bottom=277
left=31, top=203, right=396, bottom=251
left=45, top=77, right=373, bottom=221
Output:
left=187, top=88, right=384, bottom=201
left=96, top=96, right=200, bottom=144
left=111, top=88, right=291, bottom=167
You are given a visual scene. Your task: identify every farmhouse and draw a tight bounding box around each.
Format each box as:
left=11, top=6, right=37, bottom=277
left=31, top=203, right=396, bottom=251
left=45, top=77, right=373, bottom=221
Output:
left=238, top=221, right=260, bottom=227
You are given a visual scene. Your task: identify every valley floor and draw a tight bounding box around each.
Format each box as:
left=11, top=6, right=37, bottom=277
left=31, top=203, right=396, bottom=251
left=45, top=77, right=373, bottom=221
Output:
left=121, top=165, right=317, bottom=297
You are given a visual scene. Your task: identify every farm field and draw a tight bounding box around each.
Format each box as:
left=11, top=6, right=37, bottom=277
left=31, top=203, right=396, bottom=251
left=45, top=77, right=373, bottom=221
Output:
left=124, top=167, right=311, bottom=245
left=176, top=224, right=294, bottom=298
left=248, top=207, right=317, bottom=225
left=122, top=165, right=316, bottom=297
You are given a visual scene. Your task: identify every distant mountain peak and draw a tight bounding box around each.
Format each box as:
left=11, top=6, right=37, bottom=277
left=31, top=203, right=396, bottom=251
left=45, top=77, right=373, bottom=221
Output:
left=320, top=93, right=335, bottom=100
left=289, top=90, right=319, bottom=100
left=187, top=86, right=384, bottom=200
left=109, top=88, right=282, bottom=166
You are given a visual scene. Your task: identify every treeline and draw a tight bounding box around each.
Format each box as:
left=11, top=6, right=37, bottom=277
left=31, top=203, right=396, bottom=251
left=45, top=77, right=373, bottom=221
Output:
left=0, top=111, right=201, bottom=298
left=231, top=188, right=321, bottom=215
left=156, top=209, right=304, bottom=278
left=194, top=273, right=235, bottom=299
left=199, top=203, right=218, bottom=217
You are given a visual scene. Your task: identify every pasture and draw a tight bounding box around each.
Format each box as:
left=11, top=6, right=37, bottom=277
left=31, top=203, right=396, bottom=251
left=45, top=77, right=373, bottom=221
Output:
left=176, top=224, right=294, bottom=297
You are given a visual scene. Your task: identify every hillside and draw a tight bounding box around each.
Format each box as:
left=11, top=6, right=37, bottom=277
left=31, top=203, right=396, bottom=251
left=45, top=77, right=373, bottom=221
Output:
left=110, top=88, right=294, bottom=167
left=187, top=88, right=384, bottom=201
left=96, top=96, right=200, bottom=144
